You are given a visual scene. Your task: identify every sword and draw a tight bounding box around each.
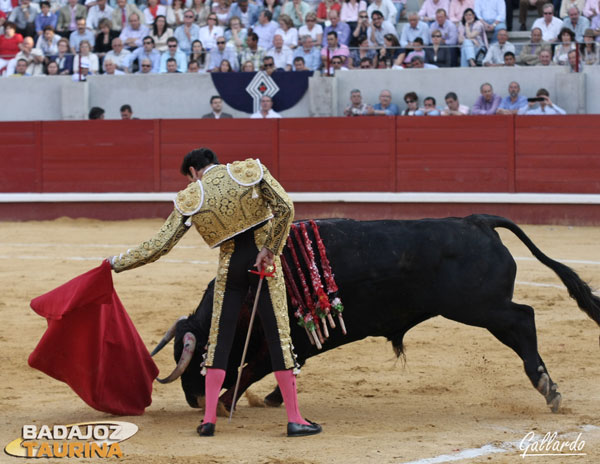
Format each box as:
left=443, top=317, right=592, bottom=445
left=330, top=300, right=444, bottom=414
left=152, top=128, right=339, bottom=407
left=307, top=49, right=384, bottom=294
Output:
left=228, top=263, right=276, bottom=422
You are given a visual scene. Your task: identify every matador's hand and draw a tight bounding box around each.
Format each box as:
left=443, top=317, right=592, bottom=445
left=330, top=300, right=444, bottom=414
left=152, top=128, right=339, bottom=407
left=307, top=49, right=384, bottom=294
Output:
left=254, top=247, right=274, bottom=271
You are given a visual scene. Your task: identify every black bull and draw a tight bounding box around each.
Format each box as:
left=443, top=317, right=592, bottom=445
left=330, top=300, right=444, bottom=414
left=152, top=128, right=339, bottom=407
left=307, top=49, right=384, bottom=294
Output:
left=158, top=215, right=600, bottom=414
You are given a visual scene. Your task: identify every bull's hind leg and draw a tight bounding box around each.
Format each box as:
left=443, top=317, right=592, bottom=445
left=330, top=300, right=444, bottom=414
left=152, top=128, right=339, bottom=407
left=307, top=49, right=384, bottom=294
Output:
left=485, top=302, right=562, bottom=413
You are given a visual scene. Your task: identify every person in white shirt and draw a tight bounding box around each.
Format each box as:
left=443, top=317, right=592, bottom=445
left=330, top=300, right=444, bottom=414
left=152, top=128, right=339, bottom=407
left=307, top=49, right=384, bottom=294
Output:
left=441, top=91, right=470, bottom=115
left=531, top=3, right=563, bottom=42
left=518, top=88, right=566, bottom=115
left=266, top=33, right=293, bottom=70
left=86, top=0, right=114, bottom=30
left=251, top=95, right=282, bottom=118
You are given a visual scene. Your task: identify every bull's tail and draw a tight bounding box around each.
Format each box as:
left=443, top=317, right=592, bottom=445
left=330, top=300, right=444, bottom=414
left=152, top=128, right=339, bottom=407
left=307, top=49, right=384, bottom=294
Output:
left=478, top=214, right=600, bottom=326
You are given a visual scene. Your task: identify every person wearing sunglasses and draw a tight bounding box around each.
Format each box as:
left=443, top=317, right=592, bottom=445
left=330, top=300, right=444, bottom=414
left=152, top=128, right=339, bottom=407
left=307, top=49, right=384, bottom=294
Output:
left=159, top=36, right=187, bottom=72
left=174, top=8, right=202, bottom=53
left=207, top=35, right=239, bottom=71
left=127, top=35, right=161, bottom=73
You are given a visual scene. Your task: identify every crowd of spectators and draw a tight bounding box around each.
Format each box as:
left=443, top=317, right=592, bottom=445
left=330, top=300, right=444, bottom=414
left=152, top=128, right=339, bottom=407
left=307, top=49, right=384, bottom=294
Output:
left=0, top=0, right=598, bottom=77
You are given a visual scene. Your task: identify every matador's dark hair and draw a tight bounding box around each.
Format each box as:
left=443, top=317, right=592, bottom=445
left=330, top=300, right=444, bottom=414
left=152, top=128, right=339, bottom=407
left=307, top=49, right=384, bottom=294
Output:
left=180, top=148, right=220, bottom=175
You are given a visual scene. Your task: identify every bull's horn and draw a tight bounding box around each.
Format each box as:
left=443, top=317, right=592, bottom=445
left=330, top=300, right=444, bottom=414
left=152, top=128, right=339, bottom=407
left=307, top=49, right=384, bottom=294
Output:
left=151, top=316, right=187, bottom=357
left=156, top=332, right=196, bottom=384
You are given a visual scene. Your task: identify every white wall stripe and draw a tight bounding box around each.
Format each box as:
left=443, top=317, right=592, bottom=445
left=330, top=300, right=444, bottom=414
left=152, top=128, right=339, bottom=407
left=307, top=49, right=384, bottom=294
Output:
left=1, top=192, right=600, bottom=204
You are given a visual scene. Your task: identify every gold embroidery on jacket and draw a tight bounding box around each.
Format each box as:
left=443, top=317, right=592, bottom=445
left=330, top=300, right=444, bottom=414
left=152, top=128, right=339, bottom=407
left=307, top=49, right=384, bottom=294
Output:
left=260, top=167, right=294, bottom=256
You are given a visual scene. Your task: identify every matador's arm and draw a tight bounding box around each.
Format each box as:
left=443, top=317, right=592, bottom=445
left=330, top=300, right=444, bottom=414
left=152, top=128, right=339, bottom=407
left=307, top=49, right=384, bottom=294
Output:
left=259, top=166, right=294, bottom=256
left=110, top=209, right=190, bottom=273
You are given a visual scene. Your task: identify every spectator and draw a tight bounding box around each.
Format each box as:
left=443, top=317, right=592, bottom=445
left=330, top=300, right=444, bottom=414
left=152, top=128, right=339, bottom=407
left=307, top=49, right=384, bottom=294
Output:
left=299, top=11, right=323, bottom=44
left=350, top=9, right=369, bottom=46
left=143, top=0, right=166, bottom=27
left=367, top=89, right=400, bottom=115
left=591, top=10, right=600, bottom=36
left=359, top=56, right=373, bottom=67
left=94, top=18, right=120, bottom=61
left=474, top=0, right=506, bottom=39
left=159, top=36, right=186, bottom=72
left=367, top=0, right=397, bottom=20
left=227, top=0, right=259, bottom=28
left=120, top=104, right=134, bottom=119
left=482, top=28, right=515, bottom=65
left=449, top=0, right=475, bottom=24
left=173, top=10, right=202, bottom=54
left=263, top=0, right=283, bottom=22
left=531, top=3, right=563, bottom=41
left=189, top=39, right=208, bottom=71
left=251, top=94, right=282, bottom=118
left=14, top=35, right=44, bottom=75
left=111, top=0, right=143, bottom=32
left=458, top=7, right=488, bottom=66
left=69, top=17, right=95, bottom=53
left=187, top=60, right=200, bottom=72
left=35, top=1, right=57, bottom=36
left=537, top=48, right=553, bottom=64
left=166, top=0, right=185, bottom=28
left=190, top=0, right=210, bottom=27
left=262, top=54, right=276, bottom=74
left=45, top=60, right=58, bottom=75
left=89, top=107, right=105, bottom=119
left=239, top=32, right=265, bottom=70
left=441, top=91, right=470, bottom=114
left=254, top=9, right=278, bottom=50
left=560, top=0, right=585, bottom=17
left=321, top=30, right=350, bottom=67
left=150, top=15, right=174, bottom=53
left=350, top=34, right=376, bottom=67
left=218, top=58, right=233, bottom=71
left=400, top=11, right=431, bottom=47
left=105, top=36, right=132, bottom=73
left=9, top=0, right=37, bottom=38
left=225, top=15, right=247, bottom=52
left=343, top=89, right=369, bottom=116
left=127, top=35, right=159, bottom=72
left=327, top=54, right=350, bottom=72
left=275, top=13, right=299, bottom=48
left=165, top=56, right=179, bottom=72
left=472, top=82, right=501, bottom=114
left=408, top=53, right=439, bottom=66
left=402, top=91, right=424, bottom=115
left=87, top=0, right=113, bottom=31
left=375, top=33, right=402, bottom=67
left=503, top=50, right=517, bottom=64
left=120, top=13, right=149, bottom=50
left=208, top=35, right=238, bottom=71
left=202, top=95, right=233, bottom=118
left=73, top=40, right=99, bottom=74
left=580, top=28, right=599, bottom=65
left=419, top=0, right=451, bottom=23
left=136, top=57, right=153, bottom=73
left=316, top=0, right=341, bottom=24
left=567, top=48, right=584, bottom=70
left=367, top=10, right=398, bottom=47
left=241, top=59, right=255, bottom=71
left=396, top=36, right=425, bottom=66
left=9, top=58, right=29, bottom=76
left=553, top=27, right=576, bottom=64
left=518, top=0, right=545, bottom=31
left=57, top=0, right=86, bottom=37
left=430, top=8, right=459, bottom=44
left=292, top=55, right=306, bottom=69
left=562, top=6, right=590, bottom=42
left=281, top=0, right=311, bottom=28
left=72, top=57, right=92, bottom=80
left=49, top=37, right=73, bottom=74
left=421, top=96, right=441, bottom=115
left=321, top=9, right=351, bottom=47
left=497, top=81, right=527, bottom=114
left=583, top=0, right=600, bottom=18
left=293, top=34, right=321, bottom=70
left=426, top=28, right=453, bottom=66
left=35, top=25, right=60, bottom=57
left=198, top=11, right=222, bottom=51
left=341, top=0, right=367, bottom=31
left=517, top=26, right=550, bottom=64
left=104, top=57, right=125, bottom=74
left=518, top=88, right=565, bottom=114
left=0, top=23, right=23, bottom=72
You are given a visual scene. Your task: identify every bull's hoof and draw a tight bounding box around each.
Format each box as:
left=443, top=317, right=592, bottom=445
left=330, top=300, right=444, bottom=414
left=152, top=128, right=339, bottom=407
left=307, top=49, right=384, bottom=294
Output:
left=537, top=373, right=550, bottom=397
left=547, top=392, right=562, bottom=413
left=197, top=422, right=215, bottom=437
left=264, top=389, right=283, bottom=407
left=264, top=397, right=282, bottom=407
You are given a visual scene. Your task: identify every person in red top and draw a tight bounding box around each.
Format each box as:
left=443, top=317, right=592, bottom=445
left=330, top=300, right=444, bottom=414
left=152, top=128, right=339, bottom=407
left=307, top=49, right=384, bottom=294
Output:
left=0, top=22, right=24, bottom=72
left=316, top=0, right=341, bottom=24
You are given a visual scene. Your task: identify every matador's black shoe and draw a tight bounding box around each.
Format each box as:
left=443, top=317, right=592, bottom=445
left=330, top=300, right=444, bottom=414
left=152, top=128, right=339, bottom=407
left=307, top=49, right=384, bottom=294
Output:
left=287, top=420, right=322, bottom=437
left=197, top=422, right=215, bottom=437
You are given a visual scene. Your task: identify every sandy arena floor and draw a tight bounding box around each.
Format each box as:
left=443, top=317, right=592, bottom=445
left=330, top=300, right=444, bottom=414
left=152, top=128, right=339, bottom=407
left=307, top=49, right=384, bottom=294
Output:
left=1, top=218, right=599, bottom=464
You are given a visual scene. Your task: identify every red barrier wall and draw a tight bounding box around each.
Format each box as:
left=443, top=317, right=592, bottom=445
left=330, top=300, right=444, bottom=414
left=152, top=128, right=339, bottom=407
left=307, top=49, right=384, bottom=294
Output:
left=3, top=116, right=597, bottom=195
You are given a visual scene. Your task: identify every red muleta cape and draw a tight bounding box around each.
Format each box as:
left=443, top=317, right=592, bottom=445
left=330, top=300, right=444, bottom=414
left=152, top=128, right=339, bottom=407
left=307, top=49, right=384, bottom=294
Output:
left=28, top=260, right=159, bottom=416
